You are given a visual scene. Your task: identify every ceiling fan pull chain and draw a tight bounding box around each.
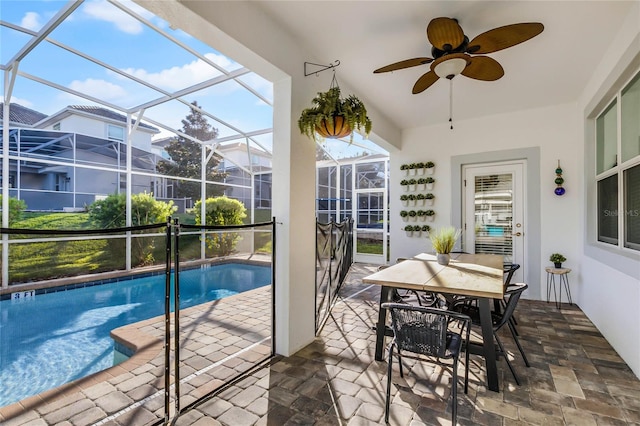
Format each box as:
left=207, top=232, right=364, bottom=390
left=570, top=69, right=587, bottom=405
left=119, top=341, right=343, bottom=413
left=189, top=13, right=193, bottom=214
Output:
left=449, top=78, right=454, bottom=130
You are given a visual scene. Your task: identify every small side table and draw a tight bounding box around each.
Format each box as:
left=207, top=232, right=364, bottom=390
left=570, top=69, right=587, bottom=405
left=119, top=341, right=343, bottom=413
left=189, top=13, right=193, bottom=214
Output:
left=545, top=267, right=573, bottom=309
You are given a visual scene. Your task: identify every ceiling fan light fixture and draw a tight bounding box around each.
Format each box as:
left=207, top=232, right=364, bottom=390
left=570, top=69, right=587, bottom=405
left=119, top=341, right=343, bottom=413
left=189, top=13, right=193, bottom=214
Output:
left=433, top=57, right=468, bottom=79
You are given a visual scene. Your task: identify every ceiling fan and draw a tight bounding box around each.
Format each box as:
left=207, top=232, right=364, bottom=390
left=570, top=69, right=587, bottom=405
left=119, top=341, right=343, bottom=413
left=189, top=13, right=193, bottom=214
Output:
left=374, top=17, right=544, bottom=94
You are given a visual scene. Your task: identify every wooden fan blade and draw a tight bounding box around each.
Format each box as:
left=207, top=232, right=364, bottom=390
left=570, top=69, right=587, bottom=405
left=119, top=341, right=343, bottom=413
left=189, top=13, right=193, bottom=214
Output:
left=427, top=17, right=465, bottom=51
left=373, top=57, right=434, bottom=73
left=467, top=23, right=544, bottom=54
left=461, top=56, right=504, bottom=81
left=412, top=71, right=440, bottom=94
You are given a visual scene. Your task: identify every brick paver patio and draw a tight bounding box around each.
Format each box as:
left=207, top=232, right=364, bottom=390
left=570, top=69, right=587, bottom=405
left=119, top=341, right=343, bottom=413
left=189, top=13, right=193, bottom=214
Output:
left=2, top=263, right=639, bottom=425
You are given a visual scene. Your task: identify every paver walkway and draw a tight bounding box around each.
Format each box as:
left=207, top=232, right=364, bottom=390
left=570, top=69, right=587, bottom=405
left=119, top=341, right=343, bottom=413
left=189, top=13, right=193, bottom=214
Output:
left=2, top=263, right=639, bottom=425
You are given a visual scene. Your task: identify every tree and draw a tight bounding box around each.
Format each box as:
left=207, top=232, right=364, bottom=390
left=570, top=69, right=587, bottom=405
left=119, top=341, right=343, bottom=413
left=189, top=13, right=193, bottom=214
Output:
left=88, top=192, right=176, bottom=266
left=156, top=101, right=227, bottom=201
left=194, top=196, right=247, bottom=256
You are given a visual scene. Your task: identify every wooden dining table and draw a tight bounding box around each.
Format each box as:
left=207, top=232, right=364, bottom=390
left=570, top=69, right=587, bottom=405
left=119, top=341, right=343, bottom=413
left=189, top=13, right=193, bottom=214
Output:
left=363, top=252, right=504, bottom=392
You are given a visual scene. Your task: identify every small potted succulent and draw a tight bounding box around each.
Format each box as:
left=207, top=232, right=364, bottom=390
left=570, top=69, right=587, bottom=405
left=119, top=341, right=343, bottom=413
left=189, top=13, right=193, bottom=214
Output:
left=421, top=225, right=431, bottom=234
left=425, top=177, right=435, bottom=190
left=416, top=193, right=426, bottom=205
left=415, top=162, right=425, bottom=175
left=416, top=210, right=427, bottom=221
left=549, top=253, right=566, bottom=269
left=400, top=179, right=410, bottom=191
left=407, top=178, right=417, bottom=191
left=425, top=193, right=435, bottom=206
left=400, top=164, right=409, bottom=175
left=408, top=210, right=417, bottom=221
left=425, top=161, right=435, bottom=175
left=404, top=224, right=415, bottom=236
left=400, top=194, right=410, bottom=206
left=400, top=210, right=409, bottom=222
left=425, top=209, right=435, bottom=221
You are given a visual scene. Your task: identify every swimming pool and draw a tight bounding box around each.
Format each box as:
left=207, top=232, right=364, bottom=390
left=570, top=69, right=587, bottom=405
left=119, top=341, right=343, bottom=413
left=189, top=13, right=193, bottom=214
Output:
left=0, top=263, right=271, bottom=407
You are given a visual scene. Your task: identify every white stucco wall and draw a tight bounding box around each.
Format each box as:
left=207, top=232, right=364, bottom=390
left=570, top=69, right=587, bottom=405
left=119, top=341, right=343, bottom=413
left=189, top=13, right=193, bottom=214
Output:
left=396, top=102, right=581, bottom=302
left=577, top=3, right=640, bottom=378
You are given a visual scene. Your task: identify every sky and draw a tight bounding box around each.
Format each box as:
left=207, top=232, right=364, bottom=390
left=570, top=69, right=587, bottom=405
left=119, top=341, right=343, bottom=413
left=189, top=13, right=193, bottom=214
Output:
left=0, top=0, right=386, bottom=159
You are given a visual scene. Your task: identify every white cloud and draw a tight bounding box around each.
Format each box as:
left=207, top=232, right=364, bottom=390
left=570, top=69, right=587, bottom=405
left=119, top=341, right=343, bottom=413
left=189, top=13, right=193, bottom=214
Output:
left=1, top=96, right=34, bottom=108
left=121, top=57, right=230, bottom=91
left=68, top=78, right=127, bottom=101
left=20, top=12, right=42, bottom=31
left=82, top=0, right=143, bottom=35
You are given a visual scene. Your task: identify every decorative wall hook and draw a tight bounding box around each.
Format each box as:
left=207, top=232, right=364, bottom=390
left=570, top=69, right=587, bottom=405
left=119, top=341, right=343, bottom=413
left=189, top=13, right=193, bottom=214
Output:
left=304, top=60, right=340, bottom=77
left=554, top=160, right=565, bottom=196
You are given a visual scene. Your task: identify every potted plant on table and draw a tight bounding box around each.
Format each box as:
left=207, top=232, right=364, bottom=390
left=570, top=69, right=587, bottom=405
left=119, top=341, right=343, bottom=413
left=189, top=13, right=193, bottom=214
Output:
left=549, top=253, right=566, bottom=269
left=430, top=226, right=462, bottom=266
left=298, top=86, right=372, bottom=143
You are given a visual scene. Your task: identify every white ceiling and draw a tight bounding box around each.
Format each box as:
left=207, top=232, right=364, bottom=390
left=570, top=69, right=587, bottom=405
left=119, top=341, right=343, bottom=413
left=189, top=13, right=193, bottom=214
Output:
left=256, top=1, right=636, bottom=131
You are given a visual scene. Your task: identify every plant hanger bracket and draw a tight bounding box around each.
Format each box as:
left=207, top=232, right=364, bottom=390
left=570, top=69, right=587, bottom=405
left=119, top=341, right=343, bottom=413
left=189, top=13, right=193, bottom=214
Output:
left=304, top=60, right=340, bottom=77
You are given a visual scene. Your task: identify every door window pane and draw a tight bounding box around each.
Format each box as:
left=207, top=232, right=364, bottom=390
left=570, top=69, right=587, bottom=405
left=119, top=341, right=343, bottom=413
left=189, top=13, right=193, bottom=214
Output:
left=596, top=100, right=618, bottom=174
left=597, top=174, right=618, bottom=245
left=621, top=72, right=640, bottom=163
left=474, top=173, right=513, bottom=258
left=624, top=164, right=640, bottom=249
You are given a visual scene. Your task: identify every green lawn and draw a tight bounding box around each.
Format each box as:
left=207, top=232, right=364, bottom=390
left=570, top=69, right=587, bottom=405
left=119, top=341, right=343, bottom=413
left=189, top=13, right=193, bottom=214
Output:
left=6, top=211, right=271, bottom=283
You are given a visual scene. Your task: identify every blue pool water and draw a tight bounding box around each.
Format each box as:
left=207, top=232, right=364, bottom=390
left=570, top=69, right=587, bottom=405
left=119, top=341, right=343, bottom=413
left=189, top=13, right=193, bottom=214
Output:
left=0, top=263, right=271, bottom=407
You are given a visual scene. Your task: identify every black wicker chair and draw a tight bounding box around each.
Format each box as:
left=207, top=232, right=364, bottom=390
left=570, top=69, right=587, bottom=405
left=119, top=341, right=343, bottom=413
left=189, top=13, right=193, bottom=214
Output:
left=381, top=303, right=471, bottom=425
left=454, top=283, right=530, bottom=385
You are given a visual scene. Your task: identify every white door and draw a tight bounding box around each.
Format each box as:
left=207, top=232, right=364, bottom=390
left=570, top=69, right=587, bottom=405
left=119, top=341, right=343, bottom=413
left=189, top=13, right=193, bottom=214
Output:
left=463, top=161, right=526, bottom=283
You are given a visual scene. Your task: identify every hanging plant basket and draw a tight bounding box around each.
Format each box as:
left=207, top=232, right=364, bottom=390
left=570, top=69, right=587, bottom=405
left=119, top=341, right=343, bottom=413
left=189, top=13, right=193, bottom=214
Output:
left=315, top=115, right=352, bottom=139
left=298, top=76, right=372, bottom=143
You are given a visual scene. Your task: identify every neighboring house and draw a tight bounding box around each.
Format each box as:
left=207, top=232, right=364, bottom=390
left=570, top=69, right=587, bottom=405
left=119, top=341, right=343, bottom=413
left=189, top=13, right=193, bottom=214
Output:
left=1, top=103, right=164, bottom=211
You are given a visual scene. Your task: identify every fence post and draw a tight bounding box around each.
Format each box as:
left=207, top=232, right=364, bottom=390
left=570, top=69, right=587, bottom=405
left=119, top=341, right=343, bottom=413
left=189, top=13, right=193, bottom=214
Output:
left=163, top=216, right=172, bottom=425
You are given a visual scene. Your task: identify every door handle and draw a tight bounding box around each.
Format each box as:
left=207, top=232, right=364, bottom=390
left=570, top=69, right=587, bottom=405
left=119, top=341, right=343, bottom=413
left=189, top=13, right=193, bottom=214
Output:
left=512, top=232, right=522, bottom=237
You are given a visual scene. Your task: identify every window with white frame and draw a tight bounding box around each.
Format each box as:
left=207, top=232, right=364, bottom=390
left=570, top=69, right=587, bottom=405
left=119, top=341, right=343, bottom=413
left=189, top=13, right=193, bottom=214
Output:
left=595, top=70, right=640, bottom=251
left=107, top=124, right=125, bottom=142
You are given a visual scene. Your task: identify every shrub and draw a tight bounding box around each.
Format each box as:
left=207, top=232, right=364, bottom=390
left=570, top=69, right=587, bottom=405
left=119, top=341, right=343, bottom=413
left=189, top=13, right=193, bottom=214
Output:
left=0, top=195, right=27, bottom=225
left=89, top=192, right=175, bottom=266
left=194, top=196, right=247, bottom=256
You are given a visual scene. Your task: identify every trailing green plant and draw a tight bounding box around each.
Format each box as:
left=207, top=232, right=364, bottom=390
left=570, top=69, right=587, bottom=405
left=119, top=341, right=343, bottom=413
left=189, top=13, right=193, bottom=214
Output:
left=195, top=196, right=247, bottom=256
left=298, top=86, right=372, bottom=142
left=0, top=195, right=27, bottom=225
left=430, top=226, right=462, bottom=254
left=549, top=253, right=566, bottom=263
